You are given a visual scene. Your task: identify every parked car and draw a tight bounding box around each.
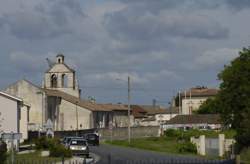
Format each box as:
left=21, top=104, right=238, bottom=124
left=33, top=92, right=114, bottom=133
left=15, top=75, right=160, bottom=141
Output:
left=67, top=139, right=89, bottom=157
left=63, top=136, right=84, bottom=147
left=84, top=133, right=99, bottom=146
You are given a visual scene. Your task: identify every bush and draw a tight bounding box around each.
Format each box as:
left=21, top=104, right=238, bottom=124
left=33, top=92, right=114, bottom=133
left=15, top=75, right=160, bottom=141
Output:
left=49, top=143, right=72, bottom=158
left=0, top=140, right=7, bottom=162
left=177, top=141, right=197, bottom=153
left=35, top=137, right=60, bottom=150
left=164, top=129, right=182, bottom=138
left=35, top=137, right=72, bottom=158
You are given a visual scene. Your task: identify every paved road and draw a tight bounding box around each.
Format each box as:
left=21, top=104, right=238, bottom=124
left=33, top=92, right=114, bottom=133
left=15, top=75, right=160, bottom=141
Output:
left=90, top=144, right=234, bottom=164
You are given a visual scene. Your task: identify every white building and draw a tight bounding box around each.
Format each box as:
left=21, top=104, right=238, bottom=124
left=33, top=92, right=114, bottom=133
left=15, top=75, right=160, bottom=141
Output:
left=0, top=91, right=30, bottom=148
left=180, top=87, right=218, bottom=115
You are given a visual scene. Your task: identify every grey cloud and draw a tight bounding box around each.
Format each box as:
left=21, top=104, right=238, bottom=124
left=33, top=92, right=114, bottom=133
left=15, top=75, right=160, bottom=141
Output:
left=0, top=0, right=86, bottom=40
left=225, top=0, right=250, bottom=10
left=104, top=8, right=229, bottom=41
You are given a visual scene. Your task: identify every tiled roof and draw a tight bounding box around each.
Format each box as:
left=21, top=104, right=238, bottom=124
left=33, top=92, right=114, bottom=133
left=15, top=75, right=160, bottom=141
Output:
left=44, top=89, right=128, bottom=112
left=166, top=114, right=221, bottom=125
left=181, top=87, right=218, bottom=98
left=131, top=105, right=147, bottom=118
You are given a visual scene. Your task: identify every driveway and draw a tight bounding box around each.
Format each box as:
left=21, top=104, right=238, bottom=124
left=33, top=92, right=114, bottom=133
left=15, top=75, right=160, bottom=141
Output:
left=90, top=144, right=234, bottom=164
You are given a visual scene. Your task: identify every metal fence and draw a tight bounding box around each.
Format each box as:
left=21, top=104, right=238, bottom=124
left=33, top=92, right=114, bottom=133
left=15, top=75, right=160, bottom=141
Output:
left=4, top=157, right=94, bottom=164
left=95, top=154, right=236, bottom=164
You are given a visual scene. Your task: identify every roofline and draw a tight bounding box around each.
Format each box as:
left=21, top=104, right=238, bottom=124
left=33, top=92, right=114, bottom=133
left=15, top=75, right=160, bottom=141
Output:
left=0, top=91, right=23, bottom=102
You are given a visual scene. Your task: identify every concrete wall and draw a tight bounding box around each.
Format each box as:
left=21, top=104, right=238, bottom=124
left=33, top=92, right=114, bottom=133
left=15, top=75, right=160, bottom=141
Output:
left=4, top=80, right=44, bottom=127
left=0, top=95, right=18, bottom=134
left=58, top=99, right=93, bottom=131
left=98, top=126, right=160, bottom=141
left=20, top=105, right=29, bottom=141
left=182, top=97, right=208, bottom=114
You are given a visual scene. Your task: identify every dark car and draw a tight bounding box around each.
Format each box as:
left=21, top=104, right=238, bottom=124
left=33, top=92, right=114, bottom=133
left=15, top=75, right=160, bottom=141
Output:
left=68, top=139, right=89, bottom=157
left=63, top=136, right=84, bottom=147
left=84, top=133, right=99, bottom=146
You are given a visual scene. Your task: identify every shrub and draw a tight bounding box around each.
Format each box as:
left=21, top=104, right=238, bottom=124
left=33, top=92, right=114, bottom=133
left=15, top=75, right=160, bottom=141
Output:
left=49, top=143, right=72, bottom=158
left=0, top=140, right=7, bottom=162
left=164, top=129, right=182, bottom=138
left=177, top=141, right=197, bottom=153
left=35, top=137, right=60, bottom=150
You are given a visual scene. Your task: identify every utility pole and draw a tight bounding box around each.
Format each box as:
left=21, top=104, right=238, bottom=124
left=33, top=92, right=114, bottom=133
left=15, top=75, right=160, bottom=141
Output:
left=178, top=91, right=181, bottom=114
left=75, top=101, right=79, bottom=136
left=128, top=76, right=131, bottom=144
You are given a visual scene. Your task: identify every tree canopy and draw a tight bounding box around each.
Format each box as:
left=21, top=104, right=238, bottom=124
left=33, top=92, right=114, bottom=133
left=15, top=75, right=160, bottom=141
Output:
left=195, top=97, right=220, bottom=114
left=217, top=47, right=250, bottom=150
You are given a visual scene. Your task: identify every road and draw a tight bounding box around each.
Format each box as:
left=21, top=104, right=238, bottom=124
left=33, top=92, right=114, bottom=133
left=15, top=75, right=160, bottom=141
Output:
left=90, top=144, right=234, bottom=164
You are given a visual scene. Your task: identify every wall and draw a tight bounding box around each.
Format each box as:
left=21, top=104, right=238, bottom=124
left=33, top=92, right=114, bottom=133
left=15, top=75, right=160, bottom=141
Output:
left=0, top=95, right=18, bottom=134
left=20, top=105, right=29, bottom=141
left=182, top=97, right=208, bottom=114
left=98, top=126, right=160, bottom=141
left=4, top=80, right=44, bottom=127
left=58, top=99, right=93, bottom=131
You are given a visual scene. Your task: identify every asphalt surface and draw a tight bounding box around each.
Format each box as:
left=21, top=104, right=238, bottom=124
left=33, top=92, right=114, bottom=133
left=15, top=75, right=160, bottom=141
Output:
left=90, top=144, right=234, bottom=164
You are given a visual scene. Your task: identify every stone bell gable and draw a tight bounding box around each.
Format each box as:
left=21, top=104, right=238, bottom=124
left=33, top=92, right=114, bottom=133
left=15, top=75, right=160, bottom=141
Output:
left=44, top=54, right=80, bottom=98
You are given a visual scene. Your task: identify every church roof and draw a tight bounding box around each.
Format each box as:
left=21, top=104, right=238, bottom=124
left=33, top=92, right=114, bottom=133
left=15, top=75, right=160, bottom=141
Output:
left=44, top=89, right=128, bottom=112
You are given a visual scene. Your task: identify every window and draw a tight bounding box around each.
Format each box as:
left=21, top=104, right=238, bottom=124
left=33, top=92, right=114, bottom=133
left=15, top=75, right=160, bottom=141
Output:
left=61, top=74, right=68, bottom=88
left=51, top=74, right=57, bottom=88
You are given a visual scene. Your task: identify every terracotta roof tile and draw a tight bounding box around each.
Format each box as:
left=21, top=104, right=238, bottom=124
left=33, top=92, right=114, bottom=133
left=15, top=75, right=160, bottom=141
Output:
left=166, top=114, right=221, bottom=124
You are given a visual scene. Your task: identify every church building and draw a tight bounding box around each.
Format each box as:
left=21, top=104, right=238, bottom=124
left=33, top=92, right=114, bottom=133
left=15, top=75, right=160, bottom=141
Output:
left=3, top=54, right=130, bottom=131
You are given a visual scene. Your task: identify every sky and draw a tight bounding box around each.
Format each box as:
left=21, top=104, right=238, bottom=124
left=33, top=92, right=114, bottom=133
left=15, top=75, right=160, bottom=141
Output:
left=0, top=0, right=249, bottom=106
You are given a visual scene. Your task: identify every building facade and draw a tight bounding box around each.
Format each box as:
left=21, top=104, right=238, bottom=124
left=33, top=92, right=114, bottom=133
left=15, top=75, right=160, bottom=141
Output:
left=0, top=91, right=29, bottom=148
left=180, top=87, right=218, bottom=115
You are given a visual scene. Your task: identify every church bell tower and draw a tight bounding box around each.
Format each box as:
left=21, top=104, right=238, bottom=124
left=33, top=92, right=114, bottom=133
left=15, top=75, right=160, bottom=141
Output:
left=44, top=54, right=80, bottom=98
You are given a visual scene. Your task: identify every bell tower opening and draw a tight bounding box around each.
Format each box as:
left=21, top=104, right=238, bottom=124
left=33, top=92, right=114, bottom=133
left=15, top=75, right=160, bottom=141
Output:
left=51, top=74, right=57, bottom=88
left=56, top=54, right=64, bottom=64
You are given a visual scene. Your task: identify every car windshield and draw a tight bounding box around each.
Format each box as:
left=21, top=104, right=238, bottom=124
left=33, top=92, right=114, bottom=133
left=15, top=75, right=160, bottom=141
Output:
left=70, top=140, right=87, bottom=146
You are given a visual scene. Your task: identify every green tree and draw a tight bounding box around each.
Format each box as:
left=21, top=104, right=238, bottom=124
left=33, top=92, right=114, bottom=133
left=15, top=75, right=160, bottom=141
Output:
left=218, top=47, right=250, bottom=150
left=195, top=97, right=221, bottom=114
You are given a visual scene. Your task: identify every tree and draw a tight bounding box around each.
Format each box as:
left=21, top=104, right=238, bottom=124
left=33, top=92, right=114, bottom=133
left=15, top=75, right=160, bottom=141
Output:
left=217, top=47, right=250, bottom=150
left=195, top=97, right=221, bottom=114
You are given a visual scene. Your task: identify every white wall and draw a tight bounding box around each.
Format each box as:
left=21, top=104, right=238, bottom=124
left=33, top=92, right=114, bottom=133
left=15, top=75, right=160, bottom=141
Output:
left=58, top=99, right=93, bottom=130
left=20, top=105, right=29, bottom=141
left=181, top=97, right=208, bottom=114
left=4, top=80, right=44, bottom=127
left=155, top=114, right=177, bottom=122
left=0, top=95, right=18, bottom=134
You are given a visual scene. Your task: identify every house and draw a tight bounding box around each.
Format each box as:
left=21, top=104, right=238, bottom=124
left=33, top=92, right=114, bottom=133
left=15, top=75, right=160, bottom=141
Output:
left=4, top=54, right=130, bottom=131
left=180, top=87, right=218, bottom=115
left=131, top=105, right=179, bottom=126
left=163, top=114, right=222, bottom=130
left=0, top=91, right=30, bottom=149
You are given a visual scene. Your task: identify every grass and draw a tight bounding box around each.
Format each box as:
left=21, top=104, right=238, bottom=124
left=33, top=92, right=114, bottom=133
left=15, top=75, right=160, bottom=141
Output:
left=6, top=151, right=65, bottom=163
left=106, top=136, right=195, bottom=155
left=240, top=148, right=250, bottom=164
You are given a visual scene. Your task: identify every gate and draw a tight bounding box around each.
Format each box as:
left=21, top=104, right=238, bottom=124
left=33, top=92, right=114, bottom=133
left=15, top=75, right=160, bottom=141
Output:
left=206, top=138, right=219, bottom=157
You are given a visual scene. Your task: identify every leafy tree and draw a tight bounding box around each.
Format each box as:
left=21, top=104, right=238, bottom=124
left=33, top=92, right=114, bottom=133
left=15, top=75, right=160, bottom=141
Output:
left=195, top=97, right=221, bottom=114
left=217, top=47, right=250, bottom=150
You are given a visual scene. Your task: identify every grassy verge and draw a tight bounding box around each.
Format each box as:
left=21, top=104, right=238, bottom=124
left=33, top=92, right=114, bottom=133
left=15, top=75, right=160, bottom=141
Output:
left=6, top=151, right=65, bottom=163
left=105, top=137, right=196, bottom=155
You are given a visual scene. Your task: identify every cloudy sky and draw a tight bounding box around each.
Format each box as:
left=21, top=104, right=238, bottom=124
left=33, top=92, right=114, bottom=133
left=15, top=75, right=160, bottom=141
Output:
left=0, top=0, right=249, bottom=106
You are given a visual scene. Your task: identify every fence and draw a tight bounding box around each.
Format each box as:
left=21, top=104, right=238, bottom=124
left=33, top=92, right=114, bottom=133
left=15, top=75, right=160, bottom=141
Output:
left=4, top=157, right=94, bottom=164
left=100, top=154, right=235, bottom=164
left=4, top=156, right=235, bottom=164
